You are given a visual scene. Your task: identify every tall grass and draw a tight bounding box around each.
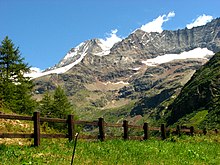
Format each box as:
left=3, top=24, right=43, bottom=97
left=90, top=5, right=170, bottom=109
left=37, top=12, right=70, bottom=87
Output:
left=1, top=135, right=220, bottom=165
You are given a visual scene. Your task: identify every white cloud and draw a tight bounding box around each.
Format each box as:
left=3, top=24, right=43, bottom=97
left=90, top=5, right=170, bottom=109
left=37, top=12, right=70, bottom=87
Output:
left=30, top=67, right=42, bottom=73
left=142, top=48, right=214, bottom=66
left=140, top=11, right=175, bottom=33
left=186, top=14, right=213, bottom=29
left=167, top=12, right=175, bottom=18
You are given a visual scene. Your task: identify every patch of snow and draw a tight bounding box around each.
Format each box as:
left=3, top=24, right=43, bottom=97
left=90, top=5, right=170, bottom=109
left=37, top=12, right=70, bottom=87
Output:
left=103, top=81, right=129, bottom=86
left=63, top=42, right=85, bottom=60
left=97, top=29, right=122, bottom=56
left=145, top=39, right=150, bottom=43
left=132, top=67, right=141, bottom=71
left=161, top=34, right=166, bottom=39
left=93, top=50, right=111, bottom=56
left=142, top=48, right=214, bottom=66
left=25, top=43, right=89, bottom=79
left=114, top=81, right=129, bottom=85
left=141, top=33, right=147, bottom=40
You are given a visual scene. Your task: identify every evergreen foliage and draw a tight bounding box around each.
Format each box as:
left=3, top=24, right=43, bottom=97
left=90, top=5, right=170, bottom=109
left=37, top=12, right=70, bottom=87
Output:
left=52, top=86, right=72, bottom=118
left=39, top=86, right=74, bottom=131
left=39, top=86, right=73, bottom=119
left=39, top=92, right=54, bottom=117
left=0, top=36, right=36, bottom=114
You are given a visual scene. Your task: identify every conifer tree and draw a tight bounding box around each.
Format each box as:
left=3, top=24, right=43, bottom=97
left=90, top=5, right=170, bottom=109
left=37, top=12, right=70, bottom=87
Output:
left=39, top=86, right=73, bottom=131
left=39, top=86, right=73, bottom=119
left=52, top=86, right=72, bottom=119
left=0, top=36, right=36, bottom=113
left=39, top=91, right=54, bottom=117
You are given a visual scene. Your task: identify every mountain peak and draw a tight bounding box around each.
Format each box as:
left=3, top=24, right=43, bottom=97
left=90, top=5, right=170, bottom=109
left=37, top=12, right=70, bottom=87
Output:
left=27, top=17, right=220, bottom=79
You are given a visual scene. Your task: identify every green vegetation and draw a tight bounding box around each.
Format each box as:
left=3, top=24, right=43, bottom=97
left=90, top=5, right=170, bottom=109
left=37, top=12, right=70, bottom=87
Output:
left=38, top=92, right=54, bottom=117
left=167, top=52, right=220, bottom=129
left=0, top=37, right=77, bottom=131
left=0, top=135, right=220, bottom=165
left=38, top=86, right=75, bottom=131
left=39, top=86, right=73, bottom=119
left=77, top=100, right=136, bottom=123
left=188, top=110, right=208, bottom=127
left=0, top=36, right=36, bottom=114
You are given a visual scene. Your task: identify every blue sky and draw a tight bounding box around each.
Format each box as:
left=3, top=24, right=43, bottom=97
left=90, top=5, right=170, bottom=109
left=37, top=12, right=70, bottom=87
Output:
left=1, top=0, right=220, bottom=70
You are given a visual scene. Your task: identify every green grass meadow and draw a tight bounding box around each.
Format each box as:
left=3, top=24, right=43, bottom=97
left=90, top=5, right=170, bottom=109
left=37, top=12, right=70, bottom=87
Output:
left=1, top=135, right=220, bottom=165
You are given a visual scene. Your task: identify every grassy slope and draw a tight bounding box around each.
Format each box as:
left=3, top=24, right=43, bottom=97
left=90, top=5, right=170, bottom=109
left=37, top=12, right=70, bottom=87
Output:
left=75, top=99, right=137, bottom=123
left=1, top=108, right=220, bottom=165
left=1, top=136, right=220, bottom=165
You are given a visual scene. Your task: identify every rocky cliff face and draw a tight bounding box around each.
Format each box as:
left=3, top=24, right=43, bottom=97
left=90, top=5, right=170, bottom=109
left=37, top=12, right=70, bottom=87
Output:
left=33, top=18, right=220, bottom=124
left=111, top=18, right=220, bottom=56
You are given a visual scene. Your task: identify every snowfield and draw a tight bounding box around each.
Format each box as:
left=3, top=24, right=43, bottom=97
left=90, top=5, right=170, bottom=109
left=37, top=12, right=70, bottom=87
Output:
left=142, top=48, right=214, bottom=66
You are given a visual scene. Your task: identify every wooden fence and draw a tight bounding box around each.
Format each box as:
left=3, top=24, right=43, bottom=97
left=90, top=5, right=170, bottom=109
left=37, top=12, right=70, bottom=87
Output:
left=0, top=112, right=218, bottom=146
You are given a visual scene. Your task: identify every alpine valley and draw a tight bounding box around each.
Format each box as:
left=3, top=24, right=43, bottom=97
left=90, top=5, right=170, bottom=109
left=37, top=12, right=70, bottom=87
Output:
left=30, top=18, right=220, bottom=128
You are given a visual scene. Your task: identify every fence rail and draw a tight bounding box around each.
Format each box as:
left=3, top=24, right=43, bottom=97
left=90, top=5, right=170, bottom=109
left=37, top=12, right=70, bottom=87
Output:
left=0, top=112, right=218, bottom=146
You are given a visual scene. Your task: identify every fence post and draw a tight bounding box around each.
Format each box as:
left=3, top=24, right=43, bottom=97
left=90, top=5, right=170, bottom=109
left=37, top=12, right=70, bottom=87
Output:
left=161, top=124, right=166, bottom=140
left=123, top=120, right=129, bottom=140
left=143, top=123, right=149, bottom=140
left=190, top=126, right=194, bottom=136
left=176, top=125, right=181, bottom=136
left=68, top=115, right=75, bottom=141
left=98, top=118, right=105, bottom=141
left=33, top=112, right=40, bottom=147
left=203, top=128, right=207, bottom=135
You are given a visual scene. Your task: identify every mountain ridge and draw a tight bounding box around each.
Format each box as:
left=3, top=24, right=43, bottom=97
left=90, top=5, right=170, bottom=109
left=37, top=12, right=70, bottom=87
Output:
left=32, top=18, right=220, bottom=126
left=27, top=18, right=220, bottom=79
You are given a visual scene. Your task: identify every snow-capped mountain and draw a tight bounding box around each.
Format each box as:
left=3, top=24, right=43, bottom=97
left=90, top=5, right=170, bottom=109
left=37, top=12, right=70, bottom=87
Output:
left=26, top=32, right=122, bottom=79
left=30, top=18, right=219, bottom=80
left=30, top=17, right=219, bottom=87
left=57, top=35, right=122, bottom=68
left=29, top=17, right=219, bottom=78
left=32, top=18, right=220, bottom=121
